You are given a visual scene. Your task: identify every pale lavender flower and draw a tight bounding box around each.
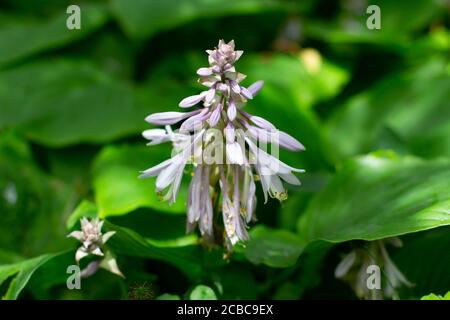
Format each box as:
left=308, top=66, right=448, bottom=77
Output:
left=68, top=217, right=115, bottom=263
left=140, top=40, right=305, bottom=249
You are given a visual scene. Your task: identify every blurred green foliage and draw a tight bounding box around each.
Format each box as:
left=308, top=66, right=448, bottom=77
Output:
left=0, top=0, right=449, bottom=300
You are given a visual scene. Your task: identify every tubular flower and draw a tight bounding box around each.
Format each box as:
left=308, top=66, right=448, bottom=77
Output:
left=140, top=40, right=305, bottom=249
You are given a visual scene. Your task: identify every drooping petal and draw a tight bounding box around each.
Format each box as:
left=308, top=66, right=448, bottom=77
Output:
left=156, top=156, right=183, bottom=190
left=241, top=111, right=275, bottom=129
left=334, top=251, right=357, bottom=278
left=187, top=165, right=203, bottom=223
left=139, top=157, right=173, bottom=178
left=279, top=172, right=301, bottom=186
left=169, top=166, right=184, bottom=204
left=199, top=166, right=213, bottom=237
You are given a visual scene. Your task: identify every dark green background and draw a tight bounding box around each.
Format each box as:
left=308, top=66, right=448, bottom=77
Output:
left=0, top=0, right=449, bottom=300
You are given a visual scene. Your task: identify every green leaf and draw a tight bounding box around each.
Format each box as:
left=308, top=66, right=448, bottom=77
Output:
left=0, top=133, right=74, bottom=256
left=297, top=153, right=450, bottom=243
left=92, top=144, right=188, bottom=217
left=189, top=285, right=217, bottom=300
left=102, top=220, right=202, bottom=280
left=211, top=264, right=257, bottom=299
left=421, top=292, right=450, bottom=300
left=108, top=209, right=198, bottom=246
left=0, top=4, right=109, bottom=67
left=393, top=228, right=450, bottom=298
left=66, top=200, right=98, bottom=229
left=305, top=0, right=445, bottom=46
left=111, top=0, right=293, bottom=39
left=245, top=225, right=306, bottom=268
left=0, top=59, right=148, bottom=146
left=156, top=293, right=181, bottom=300
left=0, top=253, right=58, bottom=300
left=326, top=57, right=450, bottom=161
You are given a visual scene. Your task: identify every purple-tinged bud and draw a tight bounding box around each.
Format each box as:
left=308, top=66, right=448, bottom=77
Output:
left=240, top=110, right=275, bottom=130
left=204, top=88, right=216, bottom=105
left=227, top=100, right=237, bottom=121
left=146, top=110, right=201, bottom=125
left=179, top=93, right=205, bottom=108
left=224, top=122, right=235, bottom=143
left=240, top=86, right=253, bottom=99
left=230, top=80, right=241, bottom=94
left=197, top=67, right=213, bottom=76
left=248, top=80, right=264, bottom=96
left=208, top=103, right=222, bottom=127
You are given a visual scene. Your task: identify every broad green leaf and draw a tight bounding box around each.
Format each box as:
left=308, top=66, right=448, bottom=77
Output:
left=0, top=59, right=147, bottom=146
left=305, top=0, right=445, bottom=46
left=245, top=225, right=306, bottom=268
left=273, top=241, right=332, bottom=299
left=0, top=4, right=109, bottom=67
left=0, top=253, right=58, bottom=300
left=111, top=0, right=293, bottom=39
left=92, top=144, right=188, bottom=217
left=108, top=209, right=198, bottom=246
left=0, top=133, right=74, bottom=256
left=26, top=251, right=76, bottom=299
left=297, top=153, right=450, bottom=243
left=189, top=285, right=217, bottom=300
left=393, top=228, right=450, bottom=298
left=211, top=264, right=257, bottom=299
left=326, top=57, right=450, bottom=160
left=103, top=220, right=203, bottom=280
left=0, top=249, right=24, bottom=265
